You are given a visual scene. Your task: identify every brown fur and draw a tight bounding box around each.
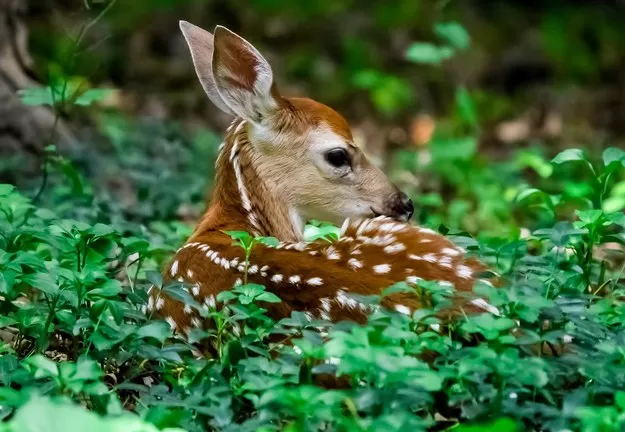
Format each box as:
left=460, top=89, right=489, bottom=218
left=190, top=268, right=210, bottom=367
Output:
left=158, top=22, right=502, bottom=367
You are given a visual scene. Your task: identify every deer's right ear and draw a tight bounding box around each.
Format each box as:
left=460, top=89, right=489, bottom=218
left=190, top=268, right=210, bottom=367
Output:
left=179, top=21, right=234, bottom=116
left=210, top=25, right=282, bottom=123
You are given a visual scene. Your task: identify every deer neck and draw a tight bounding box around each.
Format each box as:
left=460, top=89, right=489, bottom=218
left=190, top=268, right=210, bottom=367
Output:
left=193, top=119, right=304, bottom=242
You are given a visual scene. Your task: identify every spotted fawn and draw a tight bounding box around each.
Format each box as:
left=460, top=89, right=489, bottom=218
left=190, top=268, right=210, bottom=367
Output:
left=148, top=21, right=499, bottom=339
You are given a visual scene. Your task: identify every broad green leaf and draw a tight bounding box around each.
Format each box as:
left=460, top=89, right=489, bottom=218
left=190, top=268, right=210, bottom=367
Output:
left=73, top=88, right=113, bottom=106
left=24, top=355, right=58, bottom=378
left=88, top=279, right=122, bottom=299
left=602, top=147, right=625, bottom=167
left=136, top=321, right=171, bottom=343
left=21, top=273, right=58, bottom=296
left=256, top=291, right=282, bottom=304
left=405, top=43, right=454, bottom=64
left=431, top=136, right=477, bottom=161
left=145, top=271, right=163, bottom=289
left=435, top=21, right=471, bottom=50
left=551, top=148, right=586, bottom=165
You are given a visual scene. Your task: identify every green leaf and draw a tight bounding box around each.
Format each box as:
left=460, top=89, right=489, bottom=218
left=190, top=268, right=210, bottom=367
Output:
left=0, top=184, right=15, bottom=196
left=17, top=87, right=57, bottom=106
left=18, top=84, right=113, bottom=108
left=24, top=355, right=58, bottom=378
left=431, top=136, right=477, bottom=161
left=136, top=321, right=171, bottom=343
left=87, top=279, right=122, bottom=299
left=256, top=291, right=282, bottom=304
left=435, top=21, right=471, bottom=50
left=21, top=273, right=59, bottom=296
left=455, top=87, right=478, bottom=127
left=602, top=147, right=625, bottom=167
left=551, top=148, right=586, bottom=165
left=145, top=271, right=163, bottom=289
left=405, top=43, right=455, bottom=64
left=73, top=88, right=113, bottom=106
left=256, top=236, right=280, bottom=247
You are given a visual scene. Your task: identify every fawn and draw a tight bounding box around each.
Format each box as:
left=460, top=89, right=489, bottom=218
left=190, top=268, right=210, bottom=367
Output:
left=148, top=21, right=499, bottom=339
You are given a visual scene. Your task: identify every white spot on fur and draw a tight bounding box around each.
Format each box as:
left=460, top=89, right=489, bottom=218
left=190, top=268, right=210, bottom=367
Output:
left=248, top=265, right=258, bottom=274
left=419, top=228, right=437, bottom=235
left=187, top=269, right=194, bottom=279
left=192, top=284, right=201, bottom=296
left=336, top=289, right=358, bottom=310
left=309, top=250, right=319, bottom=256
left=347, top=258, right=363, bottom=269
left=384, top=243, right=406, bottom=254
left=205, top=295, right=216, bottom=308
left=271, top=274, right=283, bottom=283
left=183, top=304, right=192, bottom=314
left=320, top=298, right=332, bottom=313
left=234, top=278, right=242, bottom=286
left=457, top=265, right=473, bottom=280
left=408, top=254, right=422, bottom=260
left=423, top=253, right=438, bottom=263
left=373, top=264, right=391, bottom=274
left=289, top=275, right=301, bottom=284
left=165, top=316, right=177, bottom=330
left=438, top=256, right=453, bottom=268
left=147, top=296, right=154, bottom=311
left=340, top=218, right=351, bottom=235
left=307, top=277, right=323, bottom=286
left=170, top=260, right=179, bottom=277
left=406, top=276, right=422, bottom=284
left=156, top=297, right=164, bottom=310
left=441, top=247, right=460, bottom=256
left=395, top=304, right=411, bottom=315
left=191, top=317, right=202, bottom=328
left=470, top=298, right=500, bottom=316
left=325, top=246, right=340, bottom=260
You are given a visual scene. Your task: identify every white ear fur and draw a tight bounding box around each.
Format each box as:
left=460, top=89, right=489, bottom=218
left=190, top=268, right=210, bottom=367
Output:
left=179, top=21, right=234, bottom=115
left=211, top=25, right=280, bottom=123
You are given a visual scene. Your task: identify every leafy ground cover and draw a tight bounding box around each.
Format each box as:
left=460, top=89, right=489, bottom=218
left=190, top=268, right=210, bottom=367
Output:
left=3, top=4, right=625, bottom=430
left=1, top=135, right=625, bottom=431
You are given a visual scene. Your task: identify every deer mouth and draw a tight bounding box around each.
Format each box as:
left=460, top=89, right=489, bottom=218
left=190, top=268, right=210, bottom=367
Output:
left=370, top=206, right=413, bottom=223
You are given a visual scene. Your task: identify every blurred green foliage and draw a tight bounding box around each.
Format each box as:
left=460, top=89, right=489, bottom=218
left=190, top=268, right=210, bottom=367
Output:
left=3, top=0, right=625, bottom=430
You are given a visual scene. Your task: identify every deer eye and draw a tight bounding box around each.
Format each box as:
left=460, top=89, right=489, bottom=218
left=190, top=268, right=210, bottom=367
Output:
left=324, top=148, right=350, bottom=168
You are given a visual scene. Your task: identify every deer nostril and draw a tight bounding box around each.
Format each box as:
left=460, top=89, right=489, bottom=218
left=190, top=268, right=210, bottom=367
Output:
left=398, top=192, right=414, bottom=219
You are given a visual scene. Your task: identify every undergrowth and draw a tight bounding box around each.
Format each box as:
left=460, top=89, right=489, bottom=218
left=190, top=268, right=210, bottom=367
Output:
left=1, top=147, right=625, bottom=432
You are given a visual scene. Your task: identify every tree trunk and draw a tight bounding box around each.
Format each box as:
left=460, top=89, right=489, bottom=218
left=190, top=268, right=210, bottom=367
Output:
left=0, top=0, right=73, bottom=182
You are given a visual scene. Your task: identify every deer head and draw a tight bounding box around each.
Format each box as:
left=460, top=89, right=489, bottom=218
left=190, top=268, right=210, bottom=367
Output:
left=179, top=21, right=413, bottom=239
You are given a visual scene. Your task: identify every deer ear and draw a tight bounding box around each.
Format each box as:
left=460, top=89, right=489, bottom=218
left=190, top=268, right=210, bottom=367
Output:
left=179, top=21, right=234, bottom=116
left=211, top=25, right=281, bottom=123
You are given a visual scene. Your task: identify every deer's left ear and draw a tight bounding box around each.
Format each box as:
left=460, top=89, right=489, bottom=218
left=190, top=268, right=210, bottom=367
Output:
left=211, top=25, right=282, bottom=123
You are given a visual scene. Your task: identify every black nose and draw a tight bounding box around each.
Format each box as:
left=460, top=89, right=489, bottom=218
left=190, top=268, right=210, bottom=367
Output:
left=398, top=192, right=414, bottom=220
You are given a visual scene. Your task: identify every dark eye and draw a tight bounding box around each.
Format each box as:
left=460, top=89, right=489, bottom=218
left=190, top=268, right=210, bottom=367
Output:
left=324, top=148, right=350, bottom=168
